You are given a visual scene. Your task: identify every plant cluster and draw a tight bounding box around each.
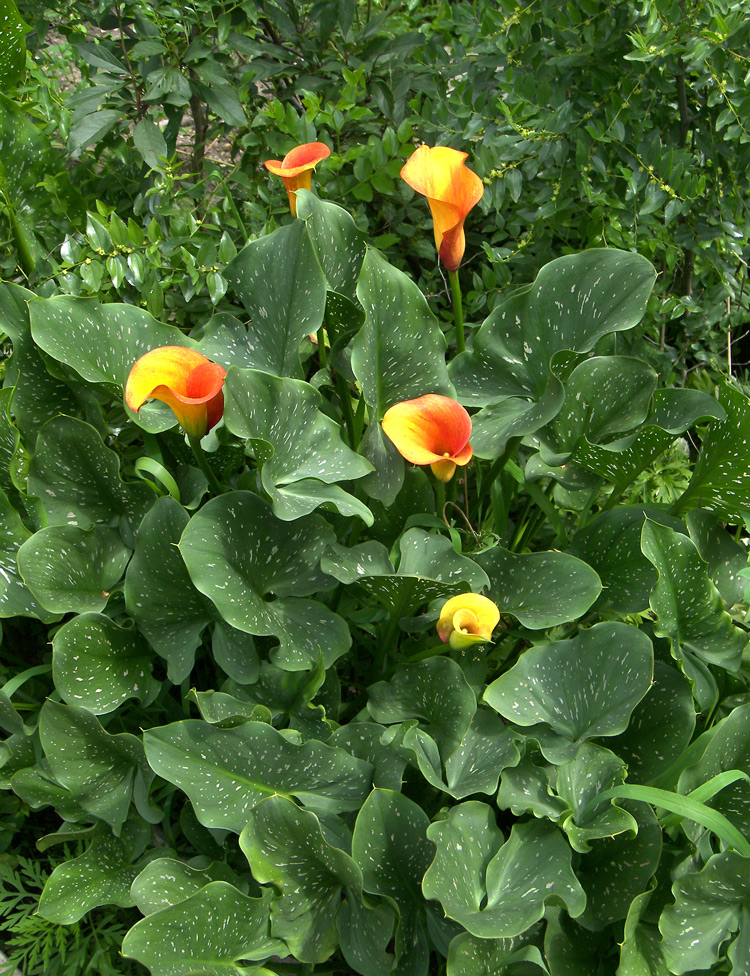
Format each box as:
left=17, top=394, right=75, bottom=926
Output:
left=1, top=2, right=750, bottom=976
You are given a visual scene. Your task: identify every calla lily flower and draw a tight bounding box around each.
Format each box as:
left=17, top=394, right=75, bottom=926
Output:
left=437, top=593, right=500, bottom=650
left=264, top=141, right=331, bottom=217
left=381, top=394, right=472, bottom=482
left=125, top=346, right=226, bottom=439
left=400, top=145, right=484, bottom=271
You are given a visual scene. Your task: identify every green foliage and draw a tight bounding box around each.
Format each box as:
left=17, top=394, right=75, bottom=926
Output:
left=2, top=3, right=750, bottom=976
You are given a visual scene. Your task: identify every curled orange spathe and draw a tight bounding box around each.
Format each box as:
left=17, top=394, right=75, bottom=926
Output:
left=400, top=145, right=484, bottom=272
left=437, top=593, right=500, bottom=650
left=264, top=141, right=331, bottom=217
left=381, top=393, right=472, bottom=482
left=125, top=346, right=226, bottom=439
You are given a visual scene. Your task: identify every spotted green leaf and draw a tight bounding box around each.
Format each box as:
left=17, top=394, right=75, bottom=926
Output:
left=124, top=497, right=212, bottom=683
left=641, top=519, right=747, bottom=683
left=225, top=218, right=327, bottom=378
left=538, top=356, right=657, bottom=465
left=144, top=719, right=372, bottom=832
left=352, top=789, right=434, bottom=976
left=446, top=930, right=549, bottom=976
left=422, top=801, right=586, bottom=938
left=569, top=506, right=685, bottom=614
left=404, top=709, right=520, bottom=799
left=223, top=366, right=373, bottom=522
left=450, top=249, right=655, bottom=405
left=38, top=820, right=147, bottom=923
left=484, top=622, right=653, bottom=764
left=18, top=524, right=130, bottom=615
left=573, top=388, right=724, bottom=487
left=179, top=491, right=350, bottom=670
left=576, top=800, right=662, bottom=930
left=131, top=858, right=245, bottom=915
left=674, top=383, right=750, bottom=522
left=36, top=700, right=151, bottom=829
left=52, top=612, right=160, bottom=715
left=659, top=852, right=750, bottom=974
left=0, top=0, right=28, bottom=89
left=240, top=795, right=362, bottom=963
left=28, top=416, right=152, bottom=530
left=611, top=661, right=695, bottom=785
left=122, top=882, right=282, bottom=976
left=367, top=657, right=476, bottom=757
left=0, top=486, right=58, bottom=622
left=297, top=190, right=366, bottom=306
left=475, top=545, right=601, bottom=629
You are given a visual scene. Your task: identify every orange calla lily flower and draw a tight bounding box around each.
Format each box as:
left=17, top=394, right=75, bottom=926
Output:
left=437, top=593, right=500, bottom=650
left=125, top=346, right=226, bottom=439
left=401, top=145, right=484, bottom=271
left=381, top=394, right=472, bottom=482
left=264, top=141, right=331, bottom=217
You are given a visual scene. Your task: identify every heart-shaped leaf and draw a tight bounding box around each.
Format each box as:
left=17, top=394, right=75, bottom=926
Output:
left=484, top=622, right=653, bottom=763
left=573, top=389, right=724, bottom=488
left=240, top=795, right=362, bottom=963
left=122, top=882, right=282, bottom=976
left=0, top=282, right=87, bottom=442
left=352, top=248, right=454, bottom=419
left=422, top=801, right=586, bottom=938
left=611, top=661, right=695, bottom=785
left=225, top=219, right=327, bottom=378
left=144, top=719, right=372, bottom=832
left=450, top=249, right=655, bottom=405
left=297, top=190, right=367, bottom=306
left=404, top=709, right=520, bottom=799
left=659, top=852, right=750, bottom=974
left=223, top=366, right=373, bottom=521
left=0, top=0, right=28, bottom=89
left=52, top=612, right=160, bottom=715
left=538, top=356, right=657, bottom=465
left=367, top=657, right=476, bottom=757
left=569, top=506, right=684, bottom=614
left=18, top=524, right=130, bottom=615
left=179, top=491, right=350, bottom=670
left=124, top=496, right=212, bottom=683
left=352, top=789, right=434, bottom=976
left=29, top=295, right=193, bottom=389
left=28, top=416, right=152, bottom=530
left=36, top=700, right=150, bottom=828
left=475, top=545, right=601, bottom=629
left=0, top=486, right=58, bottom=622
left=131, top=858, right=244, bottom=915
left=38, top=821, right=147, bottom=923
left=556, top=743, right=635, bottom=853
left=575, top=800, right=661, bottom=930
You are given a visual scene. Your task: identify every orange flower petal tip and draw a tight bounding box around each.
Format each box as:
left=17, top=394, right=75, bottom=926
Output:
left=400, top=145, right=484, bottom=271
left=381, top=394, right=472, bottom=483
left=264, top=141, right=331, bottom=216
left=125, top=346, right=227, bottom=439
left=436, top=593, right=500, bottom=650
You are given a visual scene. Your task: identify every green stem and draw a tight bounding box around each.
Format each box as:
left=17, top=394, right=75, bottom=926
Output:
left=448, top=269, right=465, bottom=353
left=317, top=326, right=328, bottom=369
left=478, top=437, right=522, bottom=506
left=188, top=436, right=225, bottom=496
left=335, top=372, right=356, bottom=446
left=374, top=612, right=401, bottom=676
left=353, top=394, right=367, bottom=448
left=434, top=478, right=446, bottom=518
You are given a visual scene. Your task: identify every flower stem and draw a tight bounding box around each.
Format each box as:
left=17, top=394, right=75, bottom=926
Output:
left=434, top=478, right=446, bottom=516
left=317, top=326, right=328, bottom=369
left=188, top=436, right=225, bottom=496
left=448, top=269, right=465, bottom=353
